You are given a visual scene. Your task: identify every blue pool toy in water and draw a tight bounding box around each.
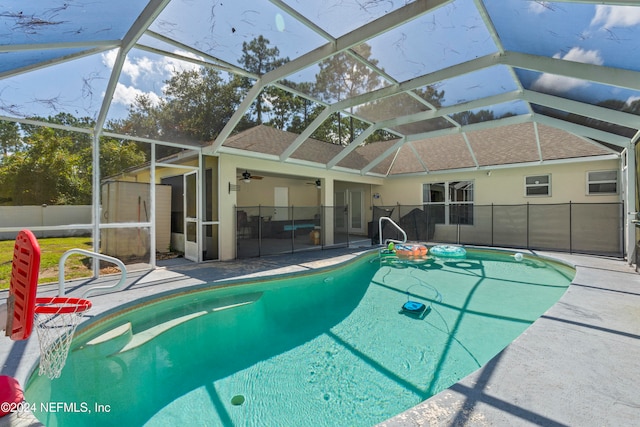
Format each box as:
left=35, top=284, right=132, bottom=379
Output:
left=429, top=245, right=467, bottom=258
left=401, top=300, right=428, bottom=318
left=402, top=301, right=425, bottom=312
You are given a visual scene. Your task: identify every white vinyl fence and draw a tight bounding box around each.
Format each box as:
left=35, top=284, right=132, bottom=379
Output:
left=0, top=205, right=92, bottom=240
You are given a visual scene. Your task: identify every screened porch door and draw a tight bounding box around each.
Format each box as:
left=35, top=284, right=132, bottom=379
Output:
left=184, top=171, right=199, bottom=262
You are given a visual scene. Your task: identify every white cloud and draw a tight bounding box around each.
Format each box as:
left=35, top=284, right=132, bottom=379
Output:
left=101, top=50, right=143, bottom=84
left=101, top=49, right=206, bottom=108
left=626, top=95, right=640, bottom=107
left=162, top=51, right=202, bottom=76
left=111, top=83, right=162, bottom=108
left=591, top=5, right=640, bottom=28
left=532, top=47, right=603, bottom=93
left=102, top=50, right=203, bottom=86
left=129, top=56, right=155, bottom=82
left=528, top=1, right=550, bottom=15
left=554, top=47, right=603, bottom=66
left=101, top=49, right=118, bottom=68
left=532, top=74, right=587, bottom=93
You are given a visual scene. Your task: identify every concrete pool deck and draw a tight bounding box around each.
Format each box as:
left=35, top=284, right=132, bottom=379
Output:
left=1, top=247, right=639, bottom=426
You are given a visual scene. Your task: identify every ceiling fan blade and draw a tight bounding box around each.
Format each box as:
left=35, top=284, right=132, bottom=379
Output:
left=237, top=171, right=263, bottom=180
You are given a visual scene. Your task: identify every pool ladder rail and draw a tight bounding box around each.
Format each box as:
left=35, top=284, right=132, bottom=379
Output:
left=57, top=249, right=127, bottom=298
left=377, top=216, right=407, bottom=246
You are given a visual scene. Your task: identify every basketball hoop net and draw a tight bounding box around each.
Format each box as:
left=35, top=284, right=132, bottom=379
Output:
left=33, top=297, right=91, bottom=379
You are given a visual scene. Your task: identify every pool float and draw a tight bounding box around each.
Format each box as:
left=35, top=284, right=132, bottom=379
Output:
left=429, top=245, right=466, bottom=258
left=380, top=244, right=428, bottom=268
left=394, top=244, right=428, bottom=258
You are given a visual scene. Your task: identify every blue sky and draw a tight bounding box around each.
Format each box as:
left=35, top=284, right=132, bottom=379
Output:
left=1, top=0, right=640, bottom=127
left=487, top=0, right=640, bottom=105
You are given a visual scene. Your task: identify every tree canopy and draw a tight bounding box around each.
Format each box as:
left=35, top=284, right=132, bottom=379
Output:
left=0, top=114, right=146, bottom=205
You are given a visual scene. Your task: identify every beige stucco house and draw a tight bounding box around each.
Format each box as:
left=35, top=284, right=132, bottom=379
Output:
left=99, top=121, right=622, bottom=263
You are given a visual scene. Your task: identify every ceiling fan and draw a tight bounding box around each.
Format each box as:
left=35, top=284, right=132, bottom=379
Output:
left=306, top=179, right=321, bottom=189
left=238, top=170, right=263, bottom=183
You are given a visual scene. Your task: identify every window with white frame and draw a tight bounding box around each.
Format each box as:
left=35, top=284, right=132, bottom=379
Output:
left=525, top=174, right=551, bottom=197
left=587, top=170, right=618, bottom=195
left=423, top=181, right=474, bottom=225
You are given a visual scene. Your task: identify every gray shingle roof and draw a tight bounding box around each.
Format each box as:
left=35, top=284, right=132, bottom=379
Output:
left=222, top=122, right=613, bottom=176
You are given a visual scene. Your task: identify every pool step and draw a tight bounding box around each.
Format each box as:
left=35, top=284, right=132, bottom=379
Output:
left=80, top=292, right=264, bottom=356
left=81, top=322, right=133, bottom=357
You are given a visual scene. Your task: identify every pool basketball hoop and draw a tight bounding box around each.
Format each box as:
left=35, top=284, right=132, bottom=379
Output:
left=5, top=230, right=91, bottom=379
left=33, top=297, right=91, bottom=379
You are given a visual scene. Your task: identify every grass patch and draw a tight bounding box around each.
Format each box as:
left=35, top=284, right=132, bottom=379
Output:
left=0, top=237, right=94, bottom=290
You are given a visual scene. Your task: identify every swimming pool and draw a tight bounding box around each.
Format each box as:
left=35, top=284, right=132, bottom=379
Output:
left=25, top=249, right=574, bottom=426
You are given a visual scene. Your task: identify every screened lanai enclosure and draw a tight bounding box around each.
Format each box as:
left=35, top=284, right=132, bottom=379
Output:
left=0, top=0, right=639, bottom=272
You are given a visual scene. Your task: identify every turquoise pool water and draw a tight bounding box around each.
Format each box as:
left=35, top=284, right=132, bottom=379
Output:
left=26, top=249, right=574, bottom=426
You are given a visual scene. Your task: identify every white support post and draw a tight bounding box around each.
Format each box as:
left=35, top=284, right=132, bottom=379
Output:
left=323, top=178, right=334, bottom=246
left=92, top=132, right=101, bottom=278
left=198, top=150, right=204, bottom=263
left=150, top=143, right=157, bottom=268
left=625, top=142, right=637, bottom=265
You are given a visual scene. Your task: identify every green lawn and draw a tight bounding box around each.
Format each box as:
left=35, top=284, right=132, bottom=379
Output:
left=1, top=236, right=94, bottom=290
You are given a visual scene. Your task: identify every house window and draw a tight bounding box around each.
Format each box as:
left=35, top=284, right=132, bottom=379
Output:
left=525, top=175, right=551, bottom=197
left=587, top=170, right=618, bottom=195
left=423, top=181, right=474, bottom=225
